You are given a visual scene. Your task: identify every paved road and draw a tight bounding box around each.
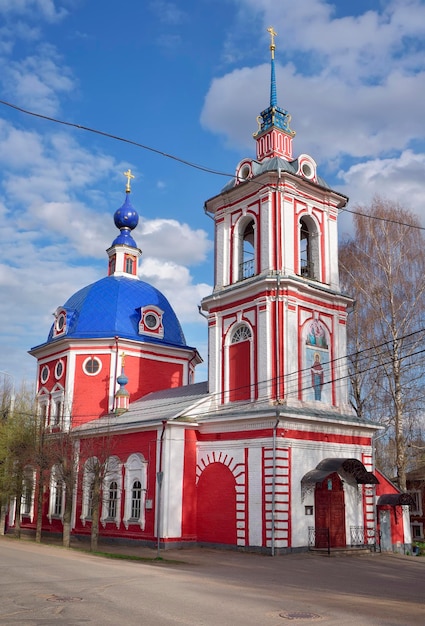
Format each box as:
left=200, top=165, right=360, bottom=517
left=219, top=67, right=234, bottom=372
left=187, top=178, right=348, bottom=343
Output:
left=0, top=537, right=424, bottom=625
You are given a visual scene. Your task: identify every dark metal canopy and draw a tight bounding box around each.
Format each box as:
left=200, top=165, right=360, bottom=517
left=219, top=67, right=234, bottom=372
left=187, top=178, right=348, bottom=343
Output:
left=301, top=458, right=379, bottom=487
left=377, top=493, right=416, bottom=507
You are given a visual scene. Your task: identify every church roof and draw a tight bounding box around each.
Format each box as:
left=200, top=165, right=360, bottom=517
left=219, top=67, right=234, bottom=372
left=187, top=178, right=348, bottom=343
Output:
left=42, top=275, right=187, bottom=347
left=32, top=172, right=190, bottom=351
left=221, top=156, right=332, bottom=193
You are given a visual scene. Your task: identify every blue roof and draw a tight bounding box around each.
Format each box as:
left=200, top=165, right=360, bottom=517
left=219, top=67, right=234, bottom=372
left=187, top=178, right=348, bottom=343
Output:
left=43, top=275, right=188, bottom=348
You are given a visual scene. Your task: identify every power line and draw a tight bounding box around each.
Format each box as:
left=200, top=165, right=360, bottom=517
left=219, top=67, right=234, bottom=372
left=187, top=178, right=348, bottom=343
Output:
left=341, top=207, right=425, bottom=232
left=0, top=99, right=231, bottom=178
left=18, top=326, right=425, bottom=423
left=2, top=98, right=425, bottom=233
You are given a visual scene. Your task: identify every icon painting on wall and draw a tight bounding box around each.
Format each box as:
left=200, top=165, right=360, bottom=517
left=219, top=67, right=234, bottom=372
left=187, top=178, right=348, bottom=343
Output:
left=305, top=319, right=330, bottom=403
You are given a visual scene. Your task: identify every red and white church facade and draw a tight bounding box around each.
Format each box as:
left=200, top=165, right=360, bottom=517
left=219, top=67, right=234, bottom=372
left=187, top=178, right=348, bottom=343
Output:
left=14, top=33, right=411, bottom=553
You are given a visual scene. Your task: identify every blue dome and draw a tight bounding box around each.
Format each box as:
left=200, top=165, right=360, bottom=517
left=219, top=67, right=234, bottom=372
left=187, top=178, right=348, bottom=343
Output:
left=114, top=193, right=139, bottom=231
left=45, top=276, right=188, bottom=347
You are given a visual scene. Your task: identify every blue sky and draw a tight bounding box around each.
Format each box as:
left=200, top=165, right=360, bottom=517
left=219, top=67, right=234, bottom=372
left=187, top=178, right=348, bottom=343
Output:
left=1, top=0, right=425, bottom=390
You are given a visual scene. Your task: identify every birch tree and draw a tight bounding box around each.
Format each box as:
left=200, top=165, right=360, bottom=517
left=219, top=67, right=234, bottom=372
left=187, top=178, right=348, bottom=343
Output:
left=339, top=197, right=425, bottom=490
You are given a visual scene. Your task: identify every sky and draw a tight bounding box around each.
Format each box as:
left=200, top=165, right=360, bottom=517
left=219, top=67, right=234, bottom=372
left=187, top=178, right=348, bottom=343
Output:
left=0, top=0, right=424, bottom=391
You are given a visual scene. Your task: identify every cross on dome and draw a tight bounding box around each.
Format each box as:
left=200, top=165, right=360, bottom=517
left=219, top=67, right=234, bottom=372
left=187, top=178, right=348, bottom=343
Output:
left=267, top=26, right=277, bottom=59
left=124, top=169, right=135, bottom=192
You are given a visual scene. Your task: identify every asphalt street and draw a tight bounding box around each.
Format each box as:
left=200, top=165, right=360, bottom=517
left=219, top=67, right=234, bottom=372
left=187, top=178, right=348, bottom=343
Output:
left=0, top=537, right=424, bottom=625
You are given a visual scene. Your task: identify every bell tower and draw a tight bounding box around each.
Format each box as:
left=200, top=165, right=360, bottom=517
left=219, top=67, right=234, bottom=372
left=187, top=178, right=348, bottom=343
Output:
left=201, top=28, right=352, bottom=411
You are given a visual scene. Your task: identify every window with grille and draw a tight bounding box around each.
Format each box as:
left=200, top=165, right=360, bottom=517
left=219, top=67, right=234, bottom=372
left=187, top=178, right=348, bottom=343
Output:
left=54, top=481, right=63, bottom=516
left=231, top=325, right=252, bottom=343
left=131, top=480, right=142, bottom=519
left=107, top=481, right=118, bottom=519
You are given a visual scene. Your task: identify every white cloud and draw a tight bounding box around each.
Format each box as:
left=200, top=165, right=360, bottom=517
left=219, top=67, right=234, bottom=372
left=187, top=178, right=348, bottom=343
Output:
left=140, top=218, right=212, bottom=265
left=140, top=257, right=212, bottom=324
left=1, top=44, right=75, bottom=115
left=0, top=0, right=67, bottom=22
left=337, top=150, right=425, bottom=220
left=149, top=1, right=187, bottom=25
left=0, top=109, right=214, bottom=385
left=201, top=0, right=425, bottom=196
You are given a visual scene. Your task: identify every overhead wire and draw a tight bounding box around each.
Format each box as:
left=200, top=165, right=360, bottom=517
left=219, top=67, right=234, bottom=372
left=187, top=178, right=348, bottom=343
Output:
left=1, top=98, right=425, bottom=232
left=2, top=99, right=425, bottom=420
left=18, top=326, right=425, bottom=423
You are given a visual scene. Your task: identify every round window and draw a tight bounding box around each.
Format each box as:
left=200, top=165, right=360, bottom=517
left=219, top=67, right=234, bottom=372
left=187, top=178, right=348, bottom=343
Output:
left=83, top=357, right=102, bottom=376
left=41, top=365, right=50, bottom=384
left=301, top=162, right=313, bottom=178
left=55, top=360, right=64, bottom=379
left=240, top=164, right=251, bottom=180
left=145, top=313, right=159, bottom=329
left=56, top=313, right=66, bottom=331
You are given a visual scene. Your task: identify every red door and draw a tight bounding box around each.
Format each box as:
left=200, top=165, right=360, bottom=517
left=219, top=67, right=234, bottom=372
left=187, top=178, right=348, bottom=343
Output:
left=229, top=340, right=250, bottom=401
left=314, top=472, right=346, bottom=548
left=197, top=463, right=237, bottom=545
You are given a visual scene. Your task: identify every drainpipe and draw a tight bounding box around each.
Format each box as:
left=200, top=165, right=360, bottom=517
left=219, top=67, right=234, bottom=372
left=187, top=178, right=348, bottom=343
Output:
left=372, top=426, right=389, bottom=546
left=156, top=420, right=167, bottom=558
left=112, top=336, right=119, bottom=413
left=274, top=168, right=282, bottom=402
left=271, top=410, right=280, bottom=556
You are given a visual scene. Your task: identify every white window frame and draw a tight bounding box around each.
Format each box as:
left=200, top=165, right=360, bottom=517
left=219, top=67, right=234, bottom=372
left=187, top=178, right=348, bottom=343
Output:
left=101, top=456, right=122, bottom=529
left=21, top=467, right=35, bottom=521
left=123, top=453, right=147, bottom=530
left=81, top=457, right=98, bottom=525
left=51, top=385, right=64, bottom=428
left=48, top=465, right=65, bottom=522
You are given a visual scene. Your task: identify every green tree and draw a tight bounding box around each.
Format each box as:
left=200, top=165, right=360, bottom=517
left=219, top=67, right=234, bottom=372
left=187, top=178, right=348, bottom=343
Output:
left=339, top=197, right=425, bottom=490
left=0, top=384, right=37, bottom=538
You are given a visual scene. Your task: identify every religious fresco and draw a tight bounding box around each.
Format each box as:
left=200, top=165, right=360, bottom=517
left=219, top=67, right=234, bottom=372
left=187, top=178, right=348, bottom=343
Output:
left=304, top=319, right=330, bottom=403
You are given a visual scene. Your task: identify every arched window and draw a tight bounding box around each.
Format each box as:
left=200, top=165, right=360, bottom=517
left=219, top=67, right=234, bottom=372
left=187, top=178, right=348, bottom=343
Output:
left=299, top=216, right=319, bottom=280
left=125, top=255, right=135, bottom=275
left=238, top=218, right=256, bottom=281
left=101, top=456, right=122, bottom=527
left=81, top=457, right=98, bottom=524
left=21, top=468, right=35, bottom=517
left=124, top=453, right=147, bottom=529
left=131, top=480, right=142, bottom=519
left=49, top=465, right=65, bottom=520
left=107, top=481, right=118, bottom=519
left=228, top=324, right=252, bottom=402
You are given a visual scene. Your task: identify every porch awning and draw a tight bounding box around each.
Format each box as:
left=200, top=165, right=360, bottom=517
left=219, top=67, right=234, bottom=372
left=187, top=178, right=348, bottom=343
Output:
left=377, top=493, right=416, bottom=507
left=301, top=458, right=379, bottom=488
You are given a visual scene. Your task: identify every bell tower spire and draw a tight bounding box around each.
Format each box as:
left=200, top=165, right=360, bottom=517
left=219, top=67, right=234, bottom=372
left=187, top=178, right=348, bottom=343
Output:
left=253, top=27, right=295, bottom=161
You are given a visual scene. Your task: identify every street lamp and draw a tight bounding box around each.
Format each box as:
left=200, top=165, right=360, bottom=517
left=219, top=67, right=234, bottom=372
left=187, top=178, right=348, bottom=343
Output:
left=0, top=371, right=15, bottom=417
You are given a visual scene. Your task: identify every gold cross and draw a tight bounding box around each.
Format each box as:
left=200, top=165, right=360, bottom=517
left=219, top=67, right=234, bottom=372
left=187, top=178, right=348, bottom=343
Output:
left=120, top=352, right=126, bottom=367
left=123, top=169, right=135, bottom=192
left=267, top=26, right=277, bottom=59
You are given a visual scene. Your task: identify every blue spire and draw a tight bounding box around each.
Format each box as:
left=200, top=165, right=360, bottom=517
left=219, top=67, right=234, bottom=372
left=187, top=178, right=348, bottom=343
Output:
left=253, top=27, right=295, bottom=140
left=270, top=55, right=277, bottom=108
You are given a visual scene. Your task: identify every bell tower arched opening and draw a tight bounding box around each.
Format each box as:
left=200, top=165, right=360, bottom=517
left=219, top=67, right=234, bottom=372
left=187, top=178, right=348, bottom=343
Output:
left=237, top=218, right=256, bottom=281
left=299, top=215, right=319, bottom=280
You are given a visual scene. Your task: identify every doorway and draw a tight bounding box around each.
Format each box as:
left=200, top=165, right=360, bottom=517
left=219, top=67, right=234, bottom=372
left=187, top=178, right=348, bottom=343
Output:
left=314, top=472, right=346, bottom=548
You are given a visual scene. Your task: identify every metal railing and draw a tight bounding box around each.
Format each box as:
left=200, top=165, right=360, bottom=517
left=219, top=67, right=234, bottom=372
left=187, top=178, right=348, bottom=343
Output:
left=308, top=526, right=330, bottom=554
left=300, top=260, right=315, bottom=279
left=308, top=526, right=381, bottom=553
left=350, top=526, right=381, bottom=552
left=239, top=259, right=255, bottom=280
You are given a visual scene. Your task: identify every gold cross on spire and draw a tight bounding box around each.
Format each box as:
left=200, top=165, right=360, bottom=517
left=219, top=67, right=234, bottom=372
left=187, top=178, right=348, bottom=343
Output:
left=267, top=26, right=277, bottom=59
left=120, top=352, right=126, bottom=367
left=123, top=169, right=135, bottom=192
